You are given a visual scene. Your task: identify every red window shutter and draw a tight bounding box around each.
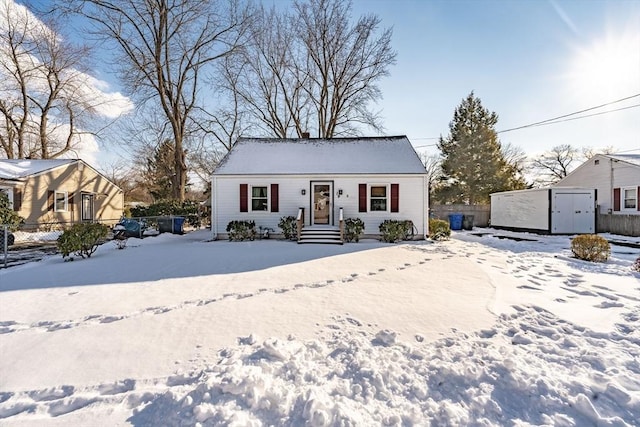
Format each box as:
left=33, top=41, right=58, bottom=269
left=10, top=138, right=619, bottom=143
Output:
left=48, top=190, right=54, bottom=211
left=613, top=188, right=620, bottom=211
left=271, top=184, right=279, bottom=212
left=13, top=188, right=22, bottom=211
left=391, top=184, right=399, bottom=213
left=358, top=184, right=367, bottom=212
left=239, top=184, right=248, bottom=212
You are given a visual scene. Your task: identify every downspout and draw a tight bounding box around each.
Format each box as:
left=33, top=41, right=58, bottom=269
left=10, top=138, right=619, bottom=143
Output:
left=424, top=174, right=428, bottom=239
left=212, top=176, right=217, bottom=240
left=609, top=157, right=614, bottom=214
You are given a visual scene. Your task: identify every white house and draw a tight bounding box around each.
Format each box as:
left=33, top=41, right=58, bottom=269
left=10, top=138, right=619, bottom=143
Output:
left=556, top=154, right=640, bottom=215
left=211, top=136, right=429, bottom=242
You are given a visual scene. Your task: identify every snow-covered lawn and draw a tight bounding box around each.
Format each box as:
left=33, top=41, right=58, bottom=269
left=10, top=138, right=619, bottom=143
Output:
left=0, top=229, right=638, bottom=426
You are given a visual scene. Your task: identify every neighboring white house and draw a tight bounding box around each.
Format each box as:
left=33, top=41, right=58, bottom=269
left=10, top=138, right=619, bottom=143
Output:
left=211, top=136, right=429, bottom=242
left=556, top=154, right=640, bottom=215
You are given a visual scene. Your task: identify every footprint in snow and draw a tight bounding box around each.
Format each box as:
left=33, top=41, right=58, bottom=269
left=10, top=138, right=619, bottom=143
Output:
left=594, top=301, right=624, bottom=309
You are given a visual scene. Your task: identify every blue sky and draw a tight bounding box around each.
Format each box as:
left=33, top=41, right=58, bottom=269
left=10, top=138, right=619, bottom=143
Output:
left=348, top=0, right=640, bottom=157
left=19, top=0, right=636, bottom=167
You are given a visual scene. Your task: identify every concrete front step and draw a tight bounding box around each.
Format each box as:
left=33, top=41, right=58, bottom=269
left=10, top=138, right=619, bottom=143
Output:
left=298, top=226, right=343, bottom=244
left=298, top=238, right=343, bottom=245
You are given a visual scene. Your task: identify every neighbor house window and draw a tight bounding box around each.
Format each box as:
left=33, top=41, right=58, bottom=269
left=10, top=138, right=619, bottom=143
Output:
left=55, top=191, right=68, bottom=212
left=251, top=186, right=268, bottom=211
left=623, top=187, right=637, bottom=210
left=370, top=185, right=387, bottom=211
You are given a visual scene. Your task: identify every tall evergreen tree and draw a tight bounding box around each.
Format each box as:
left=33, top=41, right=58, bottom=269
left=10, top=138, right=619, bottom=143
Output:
left=435, top=92, right=527, bottom=204
left=144, top=140, right=178, bottom=201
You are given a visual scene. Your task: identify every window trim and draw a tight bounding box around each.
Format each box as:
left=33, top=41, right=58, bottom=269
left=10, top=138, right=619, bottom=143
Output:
left=621, top=186, right=638, bottom=211
left=369, top=184, right=389, bottom=212
left=250, top=185, right=269, bottom=212
left=54, top=191, right=68, bottom=212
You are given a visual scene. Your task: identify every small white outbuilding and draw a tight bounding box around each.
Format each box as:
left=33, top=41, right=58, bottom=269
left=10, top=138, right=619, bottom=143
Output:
left=490, top=187, right=596, bottom=234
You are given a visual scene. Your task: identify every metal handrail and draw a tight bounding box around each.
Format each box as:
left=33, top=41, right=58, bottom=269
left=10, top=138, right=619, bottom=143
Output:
left=339, top=207, right=344, bottom=243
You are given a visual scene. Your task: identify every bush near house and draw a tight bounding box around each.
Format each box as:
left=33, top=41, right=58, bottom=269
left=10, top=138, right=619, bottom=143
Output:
left=278, top=216, right=297, bottom=240
left=226, top=220, right=256, bottom=241
left=571, top=234, right=610, bottom=262
left=379, top=220, right=413, bottom=243
left=631, top=257, right=640, bottom=273
left=0, top=193, right=23, bottom=232
left=57, top=223, right=109, bottom=260
left=344, top=218, right=365, bottom=242
left=429, top=218, right=451, bottom=241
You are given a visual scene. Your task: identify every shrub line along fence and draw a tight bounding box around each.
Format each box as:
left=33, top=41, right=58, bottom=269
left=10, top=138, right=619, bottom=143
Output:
left=0, top=215, right=206, bottom=268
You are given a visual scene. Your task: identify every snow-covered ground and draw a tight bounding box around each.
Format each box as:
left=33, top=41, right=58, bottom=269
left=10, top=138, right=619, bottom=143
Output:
left=0, top=229, right=638, bottom=426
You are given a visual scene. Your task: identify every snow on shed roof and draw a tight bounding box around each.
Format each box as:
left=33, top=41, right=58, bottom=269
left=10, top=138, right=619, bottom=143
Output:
left=0, top=159, right=76, bottom=180
left=213, top=136, right=427, bottom=175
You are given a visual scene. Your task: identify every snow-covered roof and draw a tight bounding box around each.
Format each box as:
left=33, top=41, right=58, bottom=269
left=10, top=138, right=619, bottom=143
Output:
left=0, top=159, right=77, bottom=180
left=604, top=154, right=640, bottom=167
left=213, top=136, right=427, bottom=175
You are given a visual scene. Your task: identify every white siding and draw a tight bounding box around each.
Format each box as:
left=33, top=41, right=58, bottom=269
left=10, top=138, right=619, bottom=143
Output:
left=212, top=174, right=428, bottom=239
left=558, top=155, right=640, bottom=215
left=491, top=189, right=550, bottom=231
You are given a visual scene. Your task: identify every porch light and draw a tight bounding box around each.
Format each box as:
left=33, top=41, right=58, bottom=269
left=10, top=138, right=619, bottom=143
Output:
left=338, top=189, right=343, bottom=196
left=301, top=189, right=306, bottom=195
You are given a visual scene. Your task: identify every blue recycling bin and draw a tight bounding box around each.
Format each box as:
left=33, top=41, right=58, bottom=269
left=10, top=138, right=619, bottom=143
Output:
left=173, top=217, right=185, bottom=234
left=448, top=213, right=463, bottom=230
left=158, top=216, right=185, bottom=234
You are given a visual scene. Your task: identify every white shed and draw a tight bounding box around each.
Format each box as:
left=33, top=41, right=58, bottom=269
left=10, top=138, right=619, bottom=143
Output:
left=211, top=136, right=429, bottom=242
left=490, top=187, right=596, bottom=234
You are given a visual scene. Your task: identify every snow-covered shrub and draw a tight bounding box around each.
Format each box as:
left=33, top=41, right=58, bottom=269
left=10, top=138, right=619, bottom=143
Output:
left=226, top=220, right=256, bottom=241
left=379, top=220, right=412, bottom=243
left=278, top=216, right=297, bottom=240
left=428, top=218, right=451, bottom=240
left=632, top=257, right=640, bottom=272
left=344, top=217, right=365, bottom=242
left=571, top=234, right=610, bottom=262
left=57, top=223, right=109, bottom=260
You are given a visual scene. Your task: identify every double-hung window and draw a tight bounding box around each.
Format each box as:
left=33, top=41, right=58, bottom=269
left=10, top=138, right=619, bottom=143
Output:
left=370, top=185, right=388, bottom=211
left=251, top=186, right=268, bottom=211
left=55, top=191, right=68, bottom=212
left=623, top=187, right=637, bottom=210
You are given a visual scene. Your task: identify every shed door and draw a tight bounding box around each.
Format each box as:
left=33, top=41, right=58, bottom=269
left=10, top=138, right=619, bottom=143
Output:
left=311, top=182, right=332, bottom=225
left=552, top=192, right=594, bottom=234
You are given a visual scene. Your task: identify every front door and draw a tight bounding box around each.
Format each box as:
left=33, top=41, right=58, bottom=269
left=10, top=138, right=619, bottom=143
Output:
left=311, top=182, right=332, bottom=225
left=81, top=193, right=94, bottom=221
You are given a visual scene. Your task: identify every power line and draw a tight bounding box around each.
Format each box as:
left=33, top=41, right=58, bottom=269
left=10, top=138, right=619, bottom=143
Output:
left=498, top=93, right=640, bottom=133
left=514, top=104, right=640, bottom=128
left=410, top=93, right=640, bottom=143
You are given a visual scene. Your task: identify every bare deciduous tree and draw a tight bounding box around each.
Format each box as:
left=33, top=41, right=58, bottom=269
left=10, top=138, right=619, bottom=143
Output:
left=68, top=0, right=251, bottom=200
left=295, top=0, right=395, bottom=137
left=0, top=1, right=98, bottom=159
left=233, top=0, right=395, bottom=139
left=530, top=144, right=580, bottom=186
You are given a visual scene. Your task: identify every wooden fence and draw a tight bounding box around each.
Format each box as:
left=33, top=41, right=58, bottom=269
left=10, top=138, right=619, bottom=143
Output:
left=430, top=204, right=491, bottom=227
left=597, top=213, right=640, bottom=237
